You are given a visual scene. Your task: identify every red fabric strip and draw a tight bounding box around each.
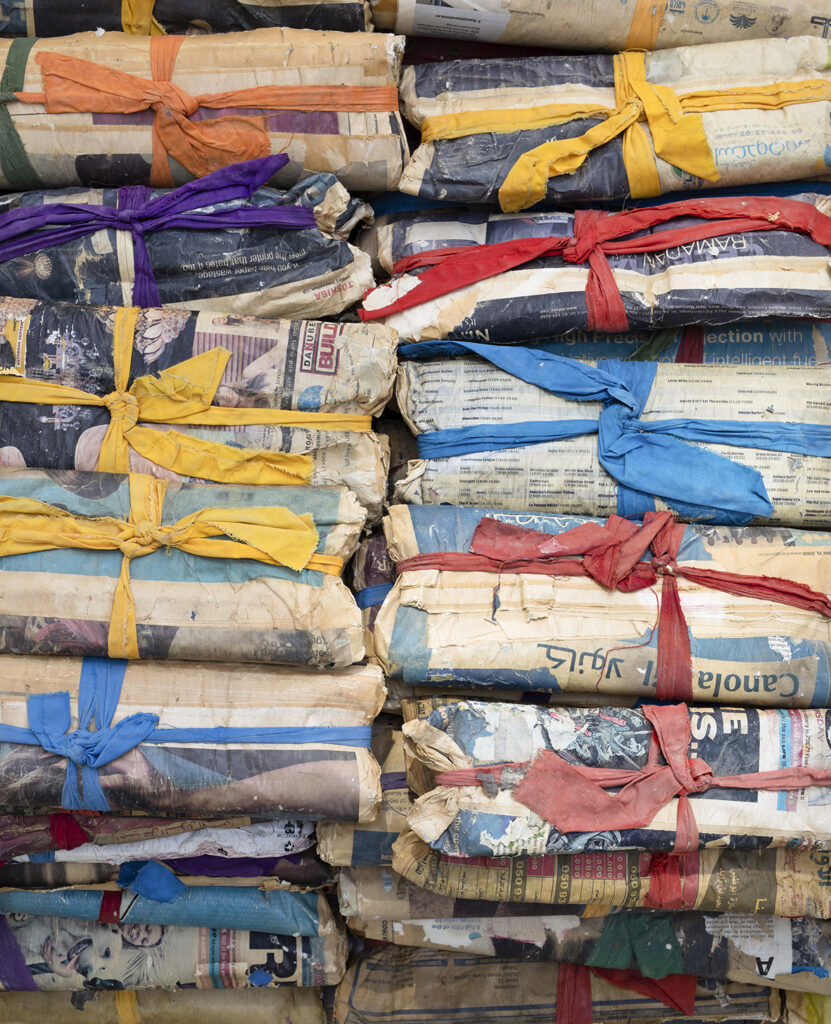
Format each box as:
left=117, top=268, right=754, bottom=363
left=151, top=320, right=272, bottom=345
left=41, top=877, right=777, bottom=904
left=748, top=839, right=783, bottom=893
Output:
left=98, top=890, right=122, bottom=924
left=396, top=512, right=831, bottom=702
left=360, top=195, right=831, bottom=330
left=591, top=967, right=698, bottom=1015
left=675, top=326, right=704, bottom=364
left=556, top=962, right=593, bottom=1024
left=49, top=813, right=90, bottom=851
left=643, top=853, right=685, bottom=909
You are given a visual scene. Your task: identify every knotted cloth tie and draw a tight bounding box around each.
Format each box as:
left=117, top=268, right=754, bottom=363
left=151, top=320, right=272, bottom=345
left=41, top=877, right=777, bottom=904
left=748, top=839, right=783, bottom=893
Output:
left=7, top=36, right=398, bottom=187
left=395, top=512, right=831, bottom=700
left=0, top=472, right=339, bottom=659
left=0, top=305, right=371, bottom=486
left=419, top=49, right=831, bottom=211
left=435, top=702, right=831, bottom=853
left=359, top=194, right=831, bottom=332
left=400, top=340, right=831, bottom=522
left=0, top=656, right=371, bottom=810
left=0, top=154, right=317, bottom=307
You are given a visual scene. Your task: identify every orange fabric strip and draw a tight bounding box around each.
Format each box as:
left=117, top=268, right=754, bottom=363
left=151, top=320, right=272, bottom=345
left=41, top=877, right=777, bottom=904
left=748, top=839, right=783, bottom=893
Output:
left=28, top=46, right=398, bottom=185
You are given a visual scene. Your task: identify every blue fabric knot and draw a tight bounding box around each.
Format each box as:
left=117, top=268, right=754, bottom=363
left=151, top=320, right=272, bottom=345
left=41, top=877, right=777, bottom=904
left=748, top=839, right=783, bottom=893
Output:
left=402, top=341, right=831, bottom=524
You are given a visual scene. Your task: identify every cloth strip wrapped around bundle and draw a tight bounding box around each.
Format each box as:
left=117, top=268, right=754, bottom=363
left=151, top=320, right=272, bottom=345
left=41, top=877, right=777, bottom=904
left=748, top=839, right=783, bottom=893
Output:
left=342, top=875, right=831, bottom=995
left=401, top=700, right=831, bottom=856
left=372, top=0, right=825, bottom=50
left=0, top=811, right=303, bottom=860
left=0, top=912, right=346, bottom=989
left=0, top=988, right=327, bottom=1023
left=395, top=345, right=831, bottom=526
left=0, top=469, right=365, bottom=664
left=399, top=38, right=831, bottom=210
left=392, top=829, right=831, bottom=916
left=0, top=0, right=370, bottom=34
left=0, top=656, right=383, bottom=817
left=334, top=945, right=783, bottom=1024
left=318, top=717, right=408, bottom=865
left=376, top=503, right=831, bottom=703
left=0, top=157, right=374, bottom=320
left=0, top=28, right=407, bottom=192
left=359, top=194, right=831, bottom=342
left=0, top=297, right=396, bottom=519
left=0, top=847, right=332, bottom=888
left=0, top=885, right=341, bottom=936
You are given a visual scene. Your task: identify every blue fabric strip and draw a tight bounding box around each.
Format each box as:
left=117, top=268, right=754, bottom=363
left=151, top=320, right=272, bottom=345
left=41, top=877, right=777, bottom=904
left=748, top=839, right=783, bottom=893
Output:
left=399, top=341, right=831, bottom=523
left=0, top=657, right=371, bottom=812
left=354, top=583, right=394, bottom=608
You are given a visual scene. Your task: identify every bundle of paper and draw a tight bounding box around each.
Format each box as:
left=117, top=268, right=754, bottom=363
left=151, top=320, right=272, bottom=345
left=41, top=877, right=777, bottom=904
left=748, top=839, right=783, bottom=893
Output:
left=0, top=470, right=366, bottom=665
left=359, top=195, right=831, bottom=343
left=376, top=504, right=831, bottom=704
left=0, top=158, right=374, bottom=319
left=0, top=988, right=327, bottom=1024
left=0, top=886, right=340, bottom=936
left=0, top=28, right=406, bottom=192
left=0, top=298, right=396, bottom=517
left=0, top=812, right=308, bottom=860
left=334, top=945, right=783, bottom=1023
left=318, top=717, right=408, bottom=866
left=0, top=657, right=382, bottom=817
left=0, top=847, right=333, bottom=889
left=0, top=912, right=346, bottom=989
left=0, top=0, right=369, bottom=34
left=395, top=345, right=831, bottom=526
left=373, top=0, right=822, bottom=51
left=392, top=830, right=831, bottom=917
left=342, top=874, right=831, bottom=994
left=398, top=38, right=831, bottom=210
left=401, top=700, right=831, bottom=856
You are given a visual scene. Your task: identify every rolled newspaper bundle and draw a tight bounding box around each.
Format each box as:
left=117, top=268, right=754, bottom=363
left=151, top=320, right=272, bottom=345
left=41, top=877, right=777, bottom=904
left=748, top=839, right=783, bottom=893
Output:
left=373, top=0, right=825, bottom=51
left=0, top=29, right=406, bottom=192
left=0, top=469, right=365, bottom=665
left=0, top=912, right=346, bottom=989
left=0, top=886, right=340, bottom=937
left=334, top=945, right=783, bottom=1023
left=392, top=829, right=831, bottom=917
left=401, top=700, right=831, bottom=855
left=0, top=657, right=383, bottom=818
left=0, top=298, right=397, bottom=517
left=318, top=717, right=408, bottom=866
left=359, top=194, right=831, bottom=342
left=376, top=503, right=831, bottom=704
left=0, top=987, right=326, bottom=1023
left=343, top=876, right=831, bottom=994
left=399, top=38, right=831, bottom=210
left=0, top=0, right=369, bottom=34
left=395, top=346, right=831, bottom=527
left=0, top=158, right=374, bottom=320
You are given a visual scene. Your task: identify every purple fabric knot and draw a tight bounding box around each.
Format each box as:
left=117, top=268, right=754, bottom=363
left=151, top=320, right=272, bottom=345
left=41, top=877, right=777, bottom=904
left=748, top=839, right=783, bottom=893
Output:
left=0, top=154, right=315, bottom=309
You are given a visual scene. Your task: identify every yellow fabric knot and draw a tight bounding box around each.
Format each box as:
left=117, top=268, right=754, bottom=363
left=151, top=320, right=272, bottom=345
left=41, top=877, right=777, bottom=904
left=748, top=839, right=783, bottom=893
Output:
left=103, top=388, right=140, bottom=431
left=0, top=473, right=340, bottom=660
left=420, top=49, right=831, bottom=212
left=0, top=306, right=372, bottom=485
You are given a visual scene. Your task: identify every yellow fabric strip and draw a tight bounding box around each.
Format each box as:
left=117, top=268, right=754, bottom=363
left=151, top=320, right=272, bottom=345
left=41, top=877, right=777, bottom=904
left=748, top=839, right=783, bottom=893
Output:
left=121, top=0, right=166, bottom=34
left=806, top=994, right=831, bottom=1024
left=0, top=472, right=340, bottom=660
left=115, top=990, right=143, bottom=1024
left=0, top=307, right=372, bottom=485
left=422, top=51, right=831, bottom=211
left=625, top=0, right=667, bottom=51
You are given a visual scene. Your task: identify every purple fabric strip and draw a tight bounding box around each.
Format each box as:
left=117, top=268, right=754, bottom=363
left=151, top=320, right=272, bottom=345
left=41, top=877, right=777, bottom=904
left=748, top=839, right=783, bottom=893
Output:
left=0, top=155, right=316, bottom=308
left=162, top=855, right=284, bottom=878
left=381, top=771, right=407, bottom=791
left=0, top=915, right=40, bottom=991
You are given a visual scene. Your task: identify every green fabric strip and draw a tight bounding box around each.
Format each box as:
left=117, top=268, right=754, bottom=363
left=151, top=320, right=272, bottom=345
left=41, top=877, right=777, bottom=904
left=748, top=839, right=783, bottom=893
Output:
left=627, top=328, right=678, bottom=362
left=0, top=37, right=42, bottom=190
left=586, top=913, right=684, bottom=979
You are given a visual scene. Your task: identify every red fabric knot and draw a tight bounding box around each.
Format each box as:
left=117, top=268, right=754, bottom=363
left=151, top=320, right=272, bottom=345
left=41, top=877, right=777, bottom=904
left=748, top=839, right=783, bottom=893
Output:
left=48, top=812, right=90, bottom=851
left=436, top=702, right=831, bottom=854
